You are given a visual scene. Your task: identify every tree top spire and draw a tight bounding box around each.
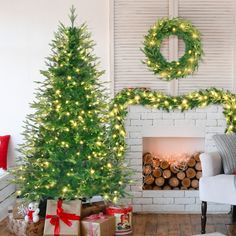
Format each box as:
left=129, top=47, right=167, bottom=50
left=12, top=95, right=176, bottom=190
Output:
left=69, top=5, right=77, bottom=27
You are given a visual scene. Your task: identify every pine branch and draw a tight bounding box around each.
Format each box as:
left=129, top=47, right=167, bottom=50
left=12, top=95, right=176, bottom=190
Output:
left=69, top=5, right=77, bottom=27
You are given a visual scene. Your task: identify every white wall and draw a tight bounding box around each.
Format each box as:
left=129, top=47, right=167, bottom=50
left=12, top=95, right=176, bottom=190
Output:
left=0, top=0, right=110, bottom=166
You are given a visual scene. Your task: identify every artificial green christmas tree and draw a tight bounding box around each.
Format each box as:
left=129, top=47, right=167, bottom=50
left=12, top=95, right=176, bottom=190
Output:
left=13, top=7, right=130, bottom=202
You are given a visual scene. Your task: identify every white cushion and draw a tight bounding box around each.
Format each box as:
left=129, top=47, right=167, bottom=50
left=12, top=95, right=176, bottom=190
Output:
left=213, top=134, right=236, bottom=174
left=199, top=174, right=236, bottom=205
left=200, top=152, right=223, bottom=177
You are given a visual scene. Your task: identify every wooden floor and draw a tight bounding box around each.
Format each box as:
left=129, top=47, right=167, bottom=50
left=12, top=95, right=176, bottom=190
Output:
left=132, top=214, right=236, bottom=236
left=1, top=213, right=236, bottom=236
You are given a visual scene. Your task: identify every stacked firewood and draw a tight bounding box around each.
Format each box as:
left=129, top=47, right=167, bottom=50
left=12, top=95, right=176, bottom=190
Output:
left=143, top=152, right=202, bottom=190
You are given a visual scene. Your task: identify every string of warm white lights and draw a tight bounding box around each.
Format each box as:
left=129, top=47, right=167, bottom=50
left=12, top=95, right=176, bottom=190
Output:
left=109, top=88, right=236, bottom=163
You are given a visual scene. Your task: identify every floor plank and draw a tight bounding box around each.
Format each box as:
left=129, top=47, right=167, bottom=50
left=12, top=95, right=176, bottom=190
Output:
left=227, top=224, right=236, bottom=236
left=1, top=213, right=236, bottom=236
left=133, top=214, right=146, bottom=235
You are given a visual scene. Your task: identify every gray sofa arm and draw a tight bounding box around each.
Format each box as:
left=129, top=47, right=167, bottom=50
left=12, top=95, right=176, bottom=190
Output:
left=200, top=152, right=223, bottom=177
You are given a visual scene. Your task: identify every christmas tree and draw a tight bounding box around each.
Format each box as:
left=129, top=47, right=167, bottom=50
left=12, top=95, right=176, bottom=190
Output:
left=13, top=7, right=129, bottom=202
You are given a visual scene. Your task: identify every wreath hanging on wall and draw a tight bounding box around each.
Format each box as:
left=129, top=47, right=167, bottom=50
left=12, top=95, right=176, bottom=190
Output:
left=142, top=17, right=204, bottom=81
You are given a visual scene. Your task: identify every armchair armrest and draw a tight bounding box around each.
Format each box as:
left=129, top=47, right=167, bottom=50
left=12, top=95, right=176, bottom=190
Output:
left=200, top=152, right=223, bottom=177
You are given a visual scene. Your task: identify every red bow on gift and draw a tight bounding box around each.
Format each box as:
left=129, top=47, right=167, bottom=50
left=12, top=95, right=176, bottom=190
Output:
left=86, top=212, right=106, bottom=221
left=46, top=199, right=80, bottom=236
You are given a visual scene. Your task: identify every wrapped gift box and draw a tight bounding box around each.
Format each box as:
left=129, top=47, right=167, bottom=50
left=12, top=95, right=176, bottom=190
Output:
left=106, top=206, right=133, bottom=235
left=12, top=199, right=28, bottom=219
left=81, top=213, right=115, bottom=236
left=81, top=201, right=106, bottom=219
left=43, top=199, right=81, bottom=236
left=8, top=213, right=44, bottom=236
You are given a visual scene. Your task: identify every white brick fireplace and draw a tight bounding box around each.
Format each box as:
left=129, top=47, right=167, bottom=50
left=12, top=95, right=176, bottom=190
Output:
left=122, top=105, right=231, bottom=213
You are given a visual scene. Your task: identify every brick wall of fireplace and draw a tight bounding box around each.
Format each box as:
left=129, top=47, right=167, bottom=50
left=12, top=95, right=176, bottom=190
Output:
left=121, top=105, right=231, bottom=213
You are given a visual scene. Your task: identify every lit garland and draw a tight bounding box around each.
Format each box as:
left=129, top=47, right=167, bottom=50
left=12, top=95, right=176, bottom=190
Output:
left=109, top=88, right=236, bottom=161
left=142, top=17, right=204, bottom=80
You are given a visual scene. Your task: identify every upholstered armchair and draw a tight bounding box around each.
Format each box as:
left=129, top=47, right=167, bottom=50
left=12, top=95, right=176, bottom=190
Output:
left=199, top=152, right=236, bottom=234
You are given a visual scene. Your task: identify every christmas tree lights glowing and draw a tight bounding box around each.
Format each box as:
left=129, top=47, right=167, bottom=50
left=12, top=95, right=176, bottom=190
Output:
left=13, top=7, right=130, bottom=202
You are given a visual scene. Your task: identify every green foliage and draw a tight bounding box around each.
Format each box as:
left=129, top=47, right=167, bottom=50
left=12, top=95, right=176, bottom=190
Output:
left=142, top=17, right=204, bottom=80
left=109, top=87, right=236, bottom=162
left=13, top=7, right=130, bottom=202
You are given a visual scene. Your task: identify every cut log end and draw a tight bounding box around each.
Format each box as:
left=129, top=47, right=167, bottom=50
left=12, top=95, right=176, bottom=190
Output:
left=188, top=158, right=196, bottom=167
left=163, top=169, right=171, bottom=179
left=143, top=152, right=153, bottom=165
left=196, top=171, right=202, bottom=179
left=195, top=162, right=202, bottom=171
left=177, top=171, right=186, bottom=180
left=169, top=177, right=180, bottom=188
left=153, top=186, right=162, bottom=190
left=170, top=164, right=179, bottom=174
left=153, top=168, right=162, bottom=178
left=193, top=152, right=201, bottom=162
left=160, top=160, right=170, bottom=170
left=143, top=184, right=152, bottom=190
left=155, top=177, right=165, bottom=187
left=181, top=178, right=191, bottom=188
left=144, top=175, right=155, bottom=185
left=152, top=158, right=160, bottom=167
left=163, top=185, right=172, bottom=190
left=186, top=168, right=196, bottom=179
left=143, top=165, right=152, bottom=175
left=191, top=179, right=199, bottom=189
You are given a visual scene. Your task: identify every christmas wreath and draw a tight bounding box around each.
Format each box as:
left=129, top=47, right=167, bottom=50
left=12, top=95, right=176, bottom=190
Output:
left=143, top=17, right=204, bottom=81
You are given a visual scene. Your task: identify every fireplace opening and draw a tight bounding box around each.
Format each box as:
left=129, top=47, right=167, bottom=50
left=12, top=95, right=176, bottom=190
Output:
left=142, top=137, right=204, bottom=190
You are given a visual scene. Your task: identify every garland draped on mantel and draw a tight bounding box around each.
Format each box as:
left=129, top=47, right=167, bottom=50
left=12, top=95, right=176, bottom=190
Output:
left=108, top=88, right=236, bottom=160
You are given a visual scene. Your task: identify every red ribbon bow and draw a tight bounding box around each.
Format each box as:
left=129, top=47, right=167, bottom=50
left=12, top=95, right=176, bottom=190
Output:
left=86, top=212, right=106, bottom=221
left=46, top=199, right=80, bottom=236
